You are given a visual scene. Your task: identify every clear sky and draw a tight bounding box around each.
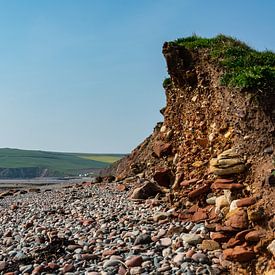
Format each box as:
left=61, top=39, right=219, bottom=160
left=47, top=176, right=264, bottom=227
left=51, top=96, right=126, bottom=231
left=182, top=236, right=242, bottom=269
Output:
left=0, top=0, right=274, bottom=153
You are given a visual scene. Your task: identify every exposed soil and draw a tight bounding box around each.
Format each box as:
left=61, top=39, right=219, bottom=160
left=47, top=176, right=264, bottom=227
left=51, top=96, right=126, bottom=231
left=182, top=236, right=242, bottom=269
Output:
left=107, top=43, right=275, bottom=274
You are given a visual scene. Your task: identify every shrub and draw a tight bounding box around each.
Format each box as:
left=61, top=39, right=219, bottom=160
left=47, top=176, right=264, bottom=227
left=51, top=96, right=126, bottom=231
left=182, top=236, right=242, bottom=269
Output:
left=163, top=77, right=172, bottom=88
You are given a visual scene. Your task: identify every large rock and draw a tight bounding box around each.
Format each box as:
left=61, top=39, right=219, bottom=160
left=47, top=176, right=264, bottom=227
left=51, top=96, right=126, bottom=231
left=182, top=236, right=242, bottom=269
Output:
left=188, top=184, right=210, bottom=199
left=209, top=149, right=246, bottom=176
left=201, top=240, right=220, bottom=251
left=223, top=246, right=255, bottom=262
left=153, top=141, right=172, bottom=158
left=153, top=168, right=173, bottom=188
left=182, top=233, right=202, bottom=245
left=236, top=197, right=257, bottom=207
left=225, top=208, right=249, bottom=230
left=130, top=182, right=162, bottom=200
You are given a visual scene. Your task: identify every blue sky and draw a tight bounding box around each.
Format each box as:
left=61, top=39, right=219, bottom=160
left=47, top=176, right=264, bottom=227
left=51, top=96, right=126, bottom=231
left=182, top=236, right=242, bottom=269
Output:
left=0, top=0, right=274, bottom=153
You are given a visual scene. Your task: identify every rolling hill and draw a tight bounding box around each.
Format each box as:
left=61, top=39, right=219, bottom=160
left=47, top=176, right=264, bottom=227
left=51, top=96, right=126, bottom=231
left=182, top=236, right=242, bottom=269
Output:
left=0, top=148, right=125, bottom=178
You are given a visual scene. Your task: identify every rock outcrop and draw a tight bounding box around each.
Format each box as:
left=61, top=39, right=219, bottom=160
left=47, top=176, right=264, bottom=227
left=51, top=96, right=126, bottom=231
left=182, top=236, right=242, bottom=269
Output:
left=109, top=36, right=275, bottom=274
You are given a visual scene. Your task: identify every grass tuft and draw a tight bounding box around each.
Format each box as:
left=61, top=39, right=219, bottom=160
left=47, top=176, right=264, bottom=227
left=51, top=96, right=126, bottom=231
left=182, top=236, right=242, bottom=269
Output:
left=171, top=34, right=275, bottom=90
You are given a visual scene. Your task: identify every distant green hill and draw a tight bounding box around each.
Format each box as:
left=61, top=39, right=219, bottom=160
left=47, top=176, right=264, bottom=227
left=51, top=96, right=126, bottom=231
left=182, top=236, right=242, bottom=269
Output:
left=0, top=148, right=125, bottom=178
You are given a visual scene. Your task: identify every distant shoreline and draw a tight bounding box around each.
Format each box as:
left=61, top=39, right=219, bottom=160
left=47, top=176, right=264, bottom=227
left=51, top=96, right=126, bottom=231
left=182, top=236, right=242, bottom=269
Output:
left=0, top=177, right=83, bottom=190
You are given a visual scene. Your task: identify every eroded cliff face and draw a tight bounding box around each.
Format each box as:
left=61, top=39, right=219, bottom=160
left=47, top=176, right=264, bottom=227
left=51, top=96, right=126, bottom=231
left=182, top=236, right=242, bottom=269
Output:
left=116, top=42, right=274, bottom=190
left=112, top=41, right=275, bottom=273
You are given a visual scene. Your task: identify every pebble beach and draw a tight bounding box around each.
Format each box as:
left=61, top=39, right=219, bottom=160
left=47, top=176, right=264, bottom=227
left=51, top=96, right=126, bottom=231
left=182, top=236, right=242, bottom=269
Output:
left=0, top=183, right=227, bottom=275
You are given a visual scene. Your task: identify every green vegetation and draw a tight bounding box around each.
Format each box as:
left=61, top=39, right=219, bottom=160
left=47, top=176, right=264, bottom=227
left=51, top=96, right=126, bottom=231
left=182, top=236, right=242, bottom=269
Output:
left=171, top=34, right=275, bottom=90
left=0, top=148, right=125, bottom=176
left=76, top=153, right=125, bottom=163
left=163, top=77, right=172, bottom=88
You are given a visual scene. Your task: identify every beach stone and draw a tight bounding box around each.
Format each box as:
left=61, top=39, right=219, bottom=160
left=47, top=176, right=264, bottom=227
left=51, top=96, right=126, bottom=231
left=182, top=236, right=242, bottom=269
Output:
left=103, top=259, right=123, bottom=269
left=0, top=261, right=7, bottom=271
left=153, top=212, right=169, bottom=222
left=173, top=253, right=184, bottom=265
left=211, top=182, right=244, bottom=190
left=157, top=265, right=171, bottom=272
left=32, top=265, right=44, bottom=274
left=188, top=184, right=210, bottom=200
left=62, top=264, right=74, bottom=273
left=160, top=237, right=172, bottom=247
left=125, top=256, right=143, bottom=267
left=118, top=265, right=127, bottom=275
left=182, top=233, right=202, bottom=245
left=201, top=240, right=220, bottom=251
left=130, top=266, right=144, bottom=275
left=130, top=182, right=162, bottom=200
left=191, top=252, right=209, bottom=263
left=192, top=207, right=208, bottom=222
left=134, top=233, right=152, bottom=245
left=14, top=252, right=27, bottom=261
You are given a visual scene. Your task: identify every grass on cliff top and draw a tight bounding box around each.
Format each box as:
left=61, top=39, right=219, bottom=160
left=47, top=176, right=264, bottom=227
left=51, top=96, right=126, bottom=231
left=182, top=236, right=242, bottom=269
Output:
left=170, top=34, right=275, bottom=90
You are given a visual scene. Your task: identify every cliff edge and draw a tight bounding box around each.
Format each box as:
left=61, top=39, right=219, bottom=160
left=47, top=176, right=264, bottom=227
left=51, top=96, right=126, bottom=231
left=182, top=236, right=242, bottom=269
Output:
left=112, top=35, right=275, bottom=273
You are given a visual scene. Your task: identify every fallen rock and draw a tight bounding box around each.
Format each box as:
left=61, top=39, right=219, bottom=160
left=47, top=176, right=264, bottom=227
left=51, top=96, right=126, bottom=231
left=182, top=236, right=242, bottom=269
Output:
left=201, top=240, right=220, bottom=251
left=210, top=232, right=229, bottom=243
left=192, top=207, right=208, bottom=222
left=153, top=141, right=172, bottom=158
left=153, top=168, right=173, bottom=188
left=247, top=206, right=265, bottom=222
left=125, top=256, right=143, bottom=267
left=267, top=240, right=275, bottom=258
left=223, top=246, right=255, bottom=262
left=211, top=182, right=244, bottom=190
left=209, top=149, right=246, bottom=176
left=134, top=233, right=152, bottom=245
left=182, top=233, right=202, bottom=245
left=191, top=252, right=209, bottom=263
left=62, top=264, right=74, bottom=273
left=215, top=195, right=230, bottom=214
left=188, top=184, right=210, bottom=199
left=130, top=181, right=162, bottom=200
left=225, top=208, right=249, bottom=230
left=245, top=231, right=262, bottom=242
left=153, top=212, right=169, bottom=222
left=159, top=237, right=172, bottom=247
left=236, top=197, right=257, bottom=208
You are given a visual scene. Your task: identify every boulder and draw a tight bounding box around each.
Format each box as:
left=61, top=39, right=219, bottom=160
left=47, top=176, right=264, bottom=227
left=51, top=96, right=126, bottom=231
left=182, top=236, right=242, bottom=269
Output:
left=209, top=149, right=246, bottom=176
left=223, top=246, right=255, bottom=262
left=130, top=182, right=162, bottom=200
left=153, top=142, right=172, bottom=158
left=153, top=168, right=173, bottom=188
left=225, top=208, right=249, bottom=230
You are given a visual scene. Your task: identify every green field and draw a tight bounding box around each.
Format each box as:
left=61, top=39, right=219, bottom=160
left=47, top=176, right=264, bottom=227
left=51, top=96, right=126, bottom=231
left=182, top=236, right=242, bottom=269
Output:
left=76, top=153, right=124, bottom=163
left=0, top=148, right=125, bottom=177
